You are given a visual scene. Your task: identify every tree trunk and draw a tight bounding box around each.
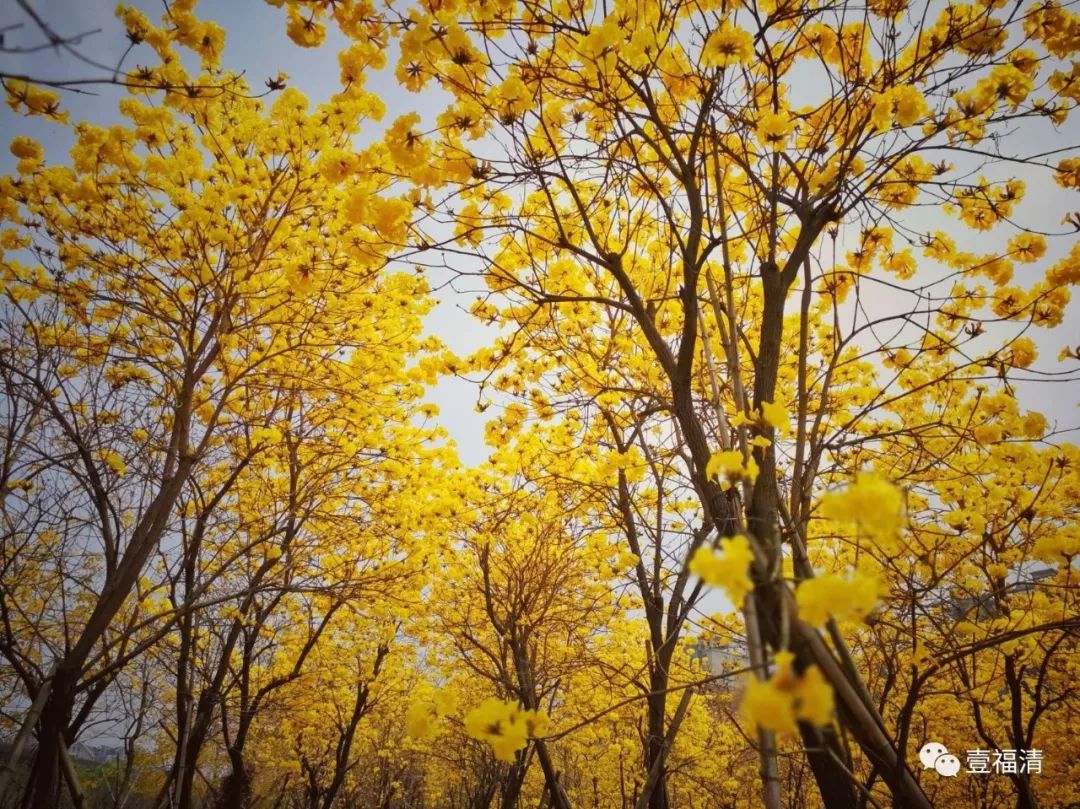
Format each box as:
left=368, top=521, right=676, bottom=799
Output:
left=20, top=454, right=196, bottom=809
left=643, top=686, right=669, bottom=809
left=57, top=735, right=87, bottom=809
left=174, top=688, right=219, bottom=809
left=534, top=741, right=571, bottom=809
left=666, top=378, right=930, bottom=809
left=498, top=759, right=527, bottom=809
left=25, top=668, right=74, bottom=809
left=215, top=748, right=252, bottom=809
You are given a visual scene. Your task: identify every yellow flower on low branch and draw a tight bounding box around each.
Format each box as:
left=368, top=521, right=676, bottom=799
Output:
left=706, top=450, right=759, bottom=490
left=818, top=471, right=905, bottom=551
left=464, top=698, right=549, bottom=762
left=741, top=652, right=835, bottom=736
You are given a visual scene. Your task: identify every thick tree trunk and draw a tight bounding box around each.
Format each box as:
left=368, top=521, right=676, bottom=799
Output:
left=215, top=748, right=252, bottom=809
left=26, top=668, right=74, bottom=809
left=1014, top=778, right=1037, bottom=809
left=175, top=749, right=199, bottom=809
left=799, top=722, right=859, bottom=809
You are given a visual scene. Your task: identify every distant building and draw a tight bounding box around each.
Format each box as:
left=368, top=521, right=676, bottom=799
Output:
left=690, top=639, right=747, bottom=678
left=947, top=565, right=1057, bottom=620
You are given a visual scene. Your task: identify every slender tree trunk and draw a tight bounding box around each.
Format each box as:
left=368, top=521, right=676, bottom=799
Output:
left=641, top=229, right=928, bottom=808
left=666, top=365, right=930, bottom=808
left=57, top=735, right=87, bottom=809
left=1004, top=655, right=1039, bottom=809
left=643, top=684, right=669, bottom=809
left=21, top=451, right=197, bottom=809
left=498, top=758, right=527, bottom=809
left=635, top=687, right=693, bottom=809
left=533, top=741, right=571, bottom=809
left=176, top=691, right=218, bottom=809
left=318, top=647, right=387, bottom=809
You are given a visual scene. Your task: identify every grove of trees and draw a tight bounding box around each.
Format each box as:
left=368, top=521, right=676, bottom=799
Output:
left=1, top=0, right=1078, bottom=807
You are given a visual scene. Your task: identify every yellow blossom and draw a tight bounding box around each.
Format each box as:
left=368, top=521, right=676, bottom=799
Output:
left=688, top=534, right=754, bottom=605
left=1007, top=336, right=1038, bottom=368
left=406, top=700, right=439, bottom=740
left=9, top=136, right=42, bottom=174
left=741, top=652, right=834, bottom=736
left=755, top=111, right=793, bottom=151
left=795, top=571, right=880, bottom=628
left=285, top=5, right=325, bottom=47
left=818, top=472, right=905, bottom=549
left=464, top=698, right=548, bottom=762
left=98, top=449, right=127, bottom=476
left=1055, top=157, right=1080, bottom=189
left=706, top=450, right=759, bottom=490
left=1007, top=233, right=1047, bottom=263
left=792, top=665, right=834, bottom=725
left=4, top=79, right=67, bottom=121
left=433, top=688, right=459, bottom=716
left=742, top=674, right=798, bottom=735
left=890, top=85, right=929, bottom=126
left=759, top=400, right=789, bottom=432
left=701, top=22, right=755, bottom=68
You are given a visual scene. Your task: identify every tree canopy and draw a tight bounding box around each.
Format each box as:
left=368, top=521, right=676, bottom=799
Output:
left=1, top=1, right=1078, bottom=808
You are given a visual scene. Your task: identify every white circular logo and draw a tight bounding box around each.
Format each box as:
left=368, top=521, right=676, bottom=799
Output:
left=919, top=742, right=959, bottom=777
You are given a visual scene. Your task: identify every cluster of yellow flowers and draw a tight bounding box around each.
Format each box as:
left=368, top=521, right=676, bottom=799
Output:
left=755, top=111, right=795, bottom=151
left=1032, top=528, right=1079, bottom=562
left=9, top=136, right=42, bottom=174
left=706, top=450, right=760, bottom=490
left=870, top=85, right=930, bottom=130
left=701, top=21, right=755, bottom=68
left=4, top=79, right=67, bottom=121
left=742, top=652, right=834, bottom=736
left=688, top=535, right=754, bottom=605
left=818, top=471, right=905, bottom=551
left=97, top=449, right=127, bottom=476
left=463, top=698, right=551, bottom=762
left=795, top=571, right=880, bottom=628
left=406, top=688, right=459, bottom=741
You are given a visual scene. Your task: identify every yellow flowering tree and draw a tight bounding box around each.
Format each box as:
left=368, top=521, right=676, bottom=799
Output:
left=0, top=4, right=440, bottom=808
left=417, top=459, right=616, bottom=806
left=279, top=0, right=1080, bottom=806
left=1, top=1, right=1078, bottom=808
